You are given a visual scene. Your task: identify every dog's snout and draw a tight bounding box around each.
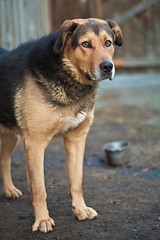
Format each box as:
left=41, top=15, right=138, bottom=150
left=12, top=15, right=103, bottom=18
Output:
left=100, top=61, right=113, bottom=73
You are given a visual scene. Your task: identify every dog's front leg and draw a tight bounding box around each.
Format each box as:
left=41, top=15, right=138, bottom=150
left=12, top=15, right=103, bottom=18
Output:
left=24, top=136, right=55, bottom=233
left=63, top=112, right=98, bottom=220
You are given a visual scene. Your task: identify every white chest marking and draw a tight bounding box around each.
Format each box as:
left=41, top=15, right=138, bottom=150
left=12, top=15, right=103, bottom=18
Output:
left=60, top=111, right=86, bottom=132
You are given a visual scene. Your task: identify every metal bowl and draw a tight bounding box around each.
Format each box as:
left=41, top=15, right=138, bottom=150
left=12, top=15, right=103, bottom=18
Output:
left=104, top=141, right=130, bottom=166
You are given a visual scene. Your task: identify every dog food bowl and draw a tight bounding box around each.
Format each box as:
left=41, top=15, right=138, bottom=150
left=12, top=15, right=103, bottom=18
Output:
left=104, top=141, right=130, bottom=166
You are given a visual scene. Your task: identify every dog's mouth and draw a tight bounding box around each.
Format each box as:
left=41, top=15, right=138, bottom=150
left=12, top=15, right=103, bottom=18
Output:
left=85, top=72, right=113, bottom=82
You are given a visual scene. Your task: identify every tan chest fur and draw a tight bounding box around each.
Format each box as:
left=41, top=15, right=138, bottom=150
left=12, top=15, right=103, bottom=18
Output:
left=14, top=78, right=88, bottom=138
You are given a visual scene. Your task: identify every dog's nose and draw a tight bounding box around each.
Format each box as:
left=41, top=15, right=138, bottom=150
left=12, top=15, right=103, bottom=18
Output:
left=100, top=61, right=113, bottom=73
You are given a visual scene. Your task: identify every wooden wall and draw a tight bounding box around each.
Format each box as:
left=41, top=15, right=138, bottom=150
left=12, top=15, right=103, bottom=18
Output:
left=0, top=0, right=49, bottom=50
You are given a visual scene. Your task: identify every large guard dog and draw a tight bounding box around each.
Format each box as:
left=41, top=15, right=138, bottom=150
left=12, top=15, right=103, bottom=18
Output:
left=0, top=18, right=122, bottom=232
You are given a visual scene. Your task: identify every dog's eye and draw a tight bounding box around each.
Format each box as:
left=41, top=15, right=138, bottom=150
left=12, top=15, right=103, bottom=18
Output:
left=105, top=40, right=112, bottom=47
left=81, top=41, right=92, bottom=48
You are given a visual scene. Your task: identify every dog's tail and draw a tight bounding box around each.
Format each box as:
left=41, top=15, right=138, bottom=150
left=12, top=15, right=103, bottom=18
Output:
left=0, top=47, right=8, bottom=56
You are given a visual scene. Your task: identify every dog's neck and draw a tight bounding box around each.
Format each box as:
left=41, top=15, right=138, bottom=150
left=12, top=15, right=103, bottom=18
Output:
left=35, top=63, right=98, bottom=111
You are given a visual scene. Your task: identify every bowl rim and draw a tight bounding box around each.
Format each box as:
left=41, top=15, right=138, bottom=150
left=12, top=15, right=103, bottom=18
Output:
left=104, top=141, right=130, bottom=152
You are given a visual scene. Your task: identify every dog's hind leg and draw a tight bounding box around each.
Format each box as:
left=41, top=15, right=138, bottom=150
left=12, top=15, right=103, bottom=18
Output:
left=0, top=131, right=22, bottom=198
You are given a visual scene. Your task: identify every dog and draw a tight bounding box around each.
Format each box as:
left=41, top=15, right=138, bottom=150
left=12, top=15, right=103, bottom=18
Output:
left=0, top=18, right=122, bottom=233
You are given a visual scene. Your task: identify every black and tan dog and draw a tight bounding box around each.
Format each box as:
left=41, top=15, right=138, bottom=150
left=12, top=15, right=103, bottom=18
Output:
left=0, top=18, right=122, bottom=232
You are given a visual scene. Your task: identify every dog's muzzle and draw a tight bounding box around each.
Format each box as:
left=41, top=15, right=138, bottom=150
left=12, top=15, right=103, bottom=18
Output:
left=99, top=61, right=114, bottom=81
left=85, top=61, right=115, bottom=82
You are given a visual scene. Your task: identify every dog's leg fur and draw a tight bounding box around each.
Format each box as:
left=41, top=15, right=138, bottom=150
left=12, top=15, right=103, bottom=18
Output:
left=24, top=135, right=55, bottom=233
left=63, top=111, right=98, bottom=220
left=0, top=131, right=22, bottom=198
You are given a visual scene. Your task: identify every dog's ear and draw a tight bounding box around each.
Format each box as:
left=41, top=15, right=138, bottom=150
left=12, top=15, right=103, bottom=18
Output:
left=105, top=19, right=122, bottom=46
left=53, top=21, right=78, bottom=55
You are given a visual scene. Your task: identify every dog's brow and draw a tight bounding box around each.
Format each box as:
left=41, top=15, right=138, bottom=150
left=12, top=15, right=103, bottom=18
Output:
left=71, top=22, right=114, bottom=49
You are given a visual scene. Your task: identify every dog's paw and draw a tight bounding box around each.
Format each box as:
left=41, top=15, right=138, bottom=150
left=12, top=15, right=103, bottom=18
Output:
left=4, top=185, right=22, bottom=199
left=32, top=217, right=55, bottom=233
left=72, top=206, right=98, bottom=221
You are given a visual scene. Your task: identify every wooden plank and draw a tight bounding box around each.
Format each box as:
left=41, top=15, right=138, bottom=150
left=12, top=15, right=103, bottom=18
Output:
left=43, top=0, right=50, bottom=34
left=7, top=0, right=15, bottom=49
left=19, top=0, right=26, bottom=43
left=13, top=0, right=20, bottom=47
left=115, top=0, right=160, bottom=25
left=0, top=0, right=7, bottom=48
left=28, top=0, right=35, bottom=39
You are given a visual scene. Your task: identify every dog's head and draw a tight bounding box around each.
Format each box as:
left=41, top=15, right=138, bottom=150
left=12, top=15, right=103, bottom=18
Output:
left=53, top=18, right=122, bottom=84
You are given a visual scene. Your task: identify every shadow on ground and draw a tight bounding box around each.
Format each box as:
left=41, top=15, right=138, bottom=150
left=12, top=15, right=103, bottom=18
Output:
left=0, top=73, right=160, bottom=240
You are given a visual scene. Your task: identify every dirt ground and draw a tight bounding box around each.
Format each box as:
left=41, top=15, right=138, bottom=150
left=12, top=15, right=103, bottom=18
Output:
left=0, top=73, right=160, bottom=240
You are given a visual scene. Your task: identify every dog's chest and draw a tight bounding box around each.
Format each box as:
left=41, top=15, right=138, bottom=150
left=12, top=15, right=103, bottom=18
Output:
left=59, top=111, right=86, bottom=132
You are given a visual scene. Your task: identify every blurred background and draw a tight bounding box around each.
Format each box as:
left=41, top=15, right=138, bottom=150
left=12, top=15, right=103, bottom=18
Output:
left=0, top=0, right=160, bottom=72
left=0, top=2, right=160, bottom=239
